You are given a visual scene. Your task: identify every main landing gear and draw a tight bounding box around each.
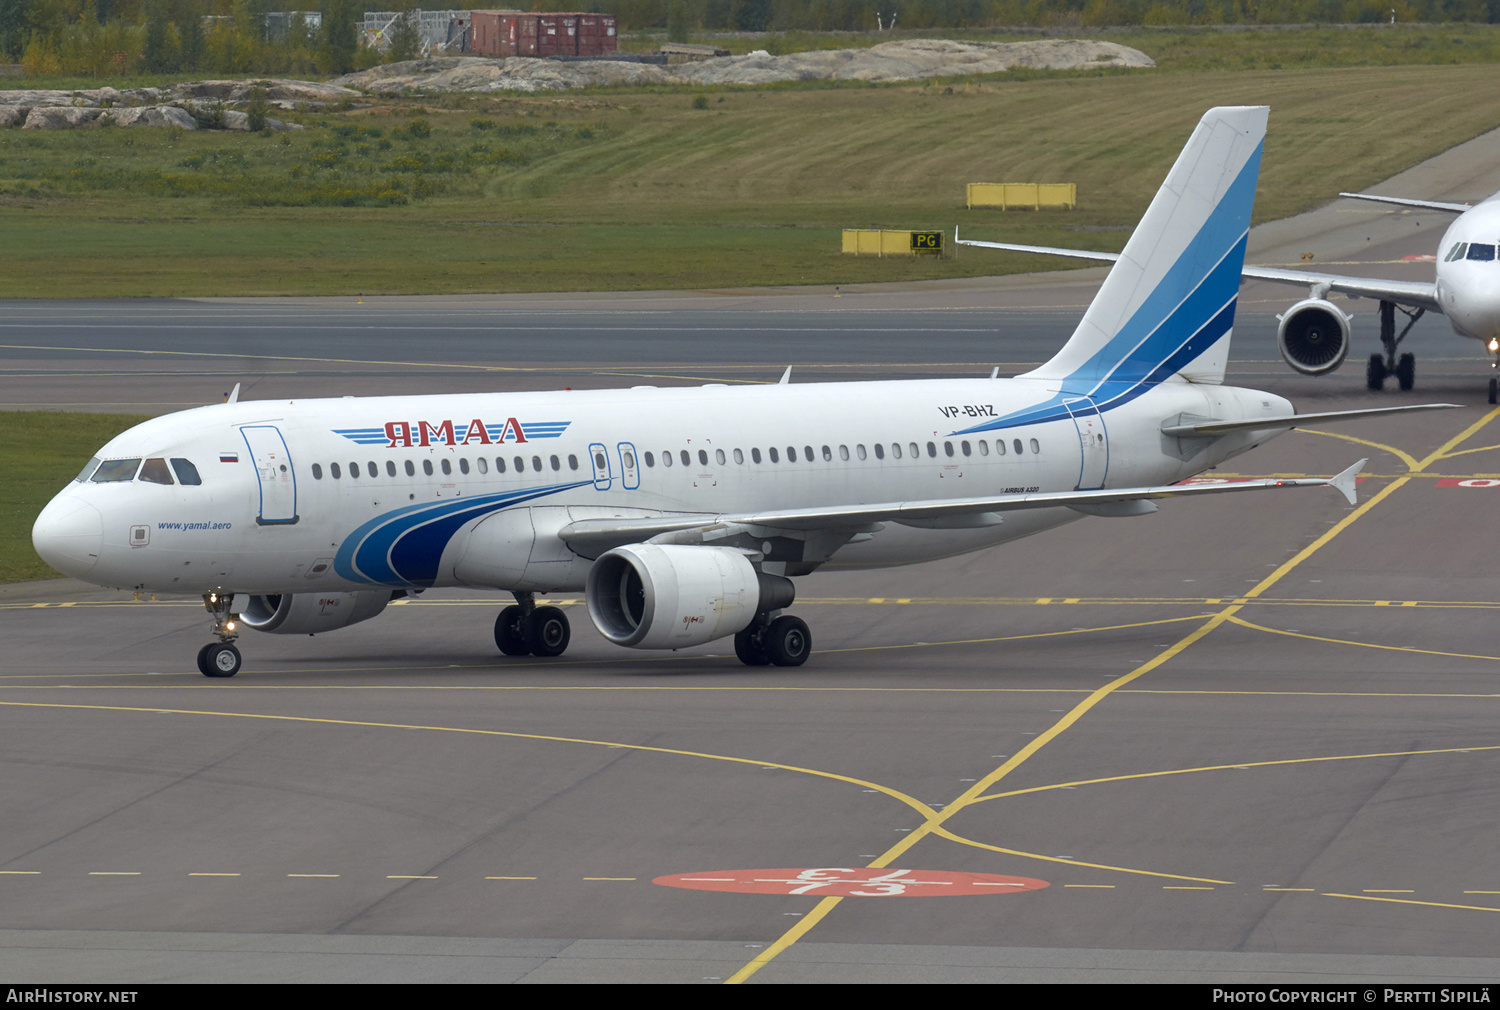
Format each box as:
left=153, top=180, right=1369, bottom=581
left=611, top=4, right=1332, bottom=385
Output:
left=197, top=592, right=241, bottom=678
left=1367, top=300, right=1423, bottom=391
left=733, top=613, right=812, bottom=667
left=495, top=591, right=572, bottom=658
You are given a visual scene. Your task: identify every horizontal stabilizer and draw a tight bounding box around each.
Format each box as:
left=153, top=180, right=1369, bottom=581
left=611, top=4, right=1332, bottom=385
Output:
left=1161, top=402, right=1460, bottom=438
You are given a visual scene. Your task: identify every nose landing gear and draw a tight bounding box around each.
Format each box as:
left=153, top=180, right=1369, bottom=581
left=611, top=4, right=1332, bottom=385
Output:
left=197, top=592, right=241, bottom=678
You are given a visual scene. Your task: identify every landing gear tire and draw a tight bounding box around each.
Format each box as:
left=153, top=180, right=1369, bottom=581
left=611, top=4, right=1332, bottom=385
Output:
left=494, top=605, right=530, bottom=656
left=764, top=615, right=811, bottom=667
left=1396, top=352, right=1415, bottom=391
left=1367, top=353, right=1387, bottom=391
left=734, top=626, right=771, bottom=666
left=524, top=606, right=570, bottom=658
left=1490, top=378, right=1498, bottom=405
left=197, top=642, right=241, bottom=678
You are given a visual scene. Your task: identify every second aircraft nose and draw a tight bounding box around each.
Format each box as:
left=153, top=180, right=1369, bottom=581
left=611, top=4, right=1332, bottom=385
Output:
left=32, top=494, right=103, bottom=579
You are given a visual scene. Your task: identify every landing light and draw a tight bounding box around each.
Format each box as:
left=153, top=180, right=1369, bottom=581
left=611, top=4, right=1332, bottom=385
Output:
left=1489, top=338, right=1498, bottom=353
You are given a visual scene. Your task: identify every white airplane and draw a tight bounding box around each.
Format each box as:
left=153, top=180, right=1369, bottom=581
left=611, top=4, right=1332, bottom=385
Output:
left=959, top=181, right=1500, bottom=400
left=31, top=107, right=1454, bottom=678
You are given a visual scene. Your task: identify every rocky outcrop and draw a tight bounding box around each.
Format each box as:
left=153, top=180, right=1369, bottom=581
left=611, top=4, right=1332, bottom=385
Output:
left=334, top=39, right=1154, bottom=94
left=0, top=77, right=346, bottom=128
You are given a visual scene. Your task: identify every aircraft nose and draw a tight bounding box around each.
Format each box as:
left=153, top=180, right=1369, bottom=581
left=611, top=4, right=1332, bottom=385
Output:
left=32, top=493, right=103, bottom=578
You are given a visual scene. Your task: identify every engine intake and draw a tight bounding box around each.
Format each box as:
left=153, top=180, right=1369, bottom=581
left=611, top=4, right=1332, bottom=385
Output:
left=587, top=544, right=794, bottom=650
left=1277, top=298, right=1352, bottom=376
left=240, top=591, right=395, bottom=635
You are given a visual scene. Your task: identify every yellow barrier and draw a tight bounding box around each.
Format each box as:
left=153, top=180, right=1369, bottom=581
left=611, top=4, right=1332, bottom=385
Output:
left=841, top=229, right=945, bottom=256
left=966, top=182, right=1076, bottom=210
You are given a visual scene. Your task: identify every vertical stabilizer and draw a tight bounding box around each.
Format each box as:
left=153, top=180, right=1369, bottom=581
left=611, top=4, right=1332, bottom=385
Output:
left=1025, top=106, right=1267, bottom=392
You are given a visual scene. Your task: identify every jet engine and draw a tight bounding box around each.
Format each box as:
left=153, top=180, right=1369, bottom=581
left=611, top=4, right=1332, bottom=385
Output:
left=586, top=544, right=795, bottom=650
left=240, top=591, right=395, bottom=635
left=1277, top=298, right=1352, bottom=376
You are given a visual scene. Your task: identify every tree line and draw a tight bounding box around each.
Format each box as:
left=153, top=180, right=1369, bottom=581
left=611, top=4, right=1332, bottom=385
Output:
left=5, top=0, right=1499, bottom=78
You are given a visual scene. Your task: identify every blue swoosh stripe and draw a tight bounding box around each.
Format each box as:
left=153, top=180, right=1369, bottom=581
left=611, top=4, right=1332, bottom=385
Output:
left=334, top=480, right=591, bottom=588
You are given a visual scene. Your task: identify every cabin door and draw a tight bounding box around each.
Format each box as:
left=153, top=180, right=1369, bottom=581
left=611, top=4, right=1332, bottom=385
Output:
left=1063, top=399, right=1109, bottom=491
left=240, top=424, right=299, bottom=525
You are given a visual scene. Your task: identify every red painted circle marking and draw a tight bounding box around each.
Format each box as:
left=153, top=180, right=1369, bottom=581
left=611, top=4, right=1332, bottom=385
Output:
left=653, top=867, right=1049, bottom=897
left=1438, top=478, right=1500, bottom=488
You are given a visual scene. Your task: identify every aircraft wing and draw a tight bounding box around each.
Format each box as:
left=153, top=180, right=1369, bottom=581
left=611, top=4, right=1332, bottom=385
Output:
left=1338, top=192, right=1472, bottom=214
left=1239, top=265, right=1441, bottom=310
left=953, top=234, right=1442, bottom=311
left=558, top=460, right=1367, bottom=557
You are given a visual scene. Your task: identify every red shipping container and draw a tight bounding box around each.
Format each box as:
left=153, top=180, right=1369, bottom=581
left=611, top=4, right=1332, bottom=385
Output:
left=469, top=12, right=614, bottom=58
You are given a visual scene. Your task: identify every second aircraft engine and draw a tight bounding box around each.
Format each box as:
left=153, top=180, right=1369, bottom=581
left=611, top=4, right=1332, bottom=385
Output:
left=586, top=544, right=795, bottom=650
left=240, top=591, right=395, bottom=635
left=1276, top=298, right=1352, bottom=376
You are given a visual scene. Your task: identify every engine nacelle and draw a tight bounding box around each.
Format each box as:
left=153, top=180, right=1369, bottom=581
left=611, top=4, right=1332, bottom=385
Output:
left=1277, top=298, right=1352, bottom=376
left=240, top=591, right=395, bottom=635
left=586, top=544, right=794, bottom=650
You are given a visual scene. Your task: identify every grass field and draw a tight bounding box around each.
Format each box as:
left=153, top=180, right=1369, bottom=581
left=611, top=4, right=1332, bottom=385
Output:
left=4, top=25, right=1500, bottom=296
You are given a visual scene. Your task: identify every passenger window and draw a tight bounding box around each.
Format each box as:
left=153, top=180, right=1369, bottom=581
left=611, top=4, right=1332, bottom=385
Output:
left=75, top=457, right=101, bottom=482
left=803, top=446, right=813, bottom=461
left=312, top=463, right=324, bottom=480
left=927, top=442, right=937, bottom=458
left=751, top=448, right=762, bottom=463
left=367, top=461, right=378, bottom=478
left=977, top=441, right=988, bottom=457
left=551, top=455, right=560, bottom=471
left=943, top=442, right=954, bottom=458
left=531, top=455, right=542, bottom=471
left=644, top=452, right=654, bottom=468
left=821, top=445, right=832, bottom=461
left=891, top=443, right=901, bottom=460
left=349, top=461, right=360, bottom=479
left=494, top=457, right=505, bottom=473
left=769, top=447, right=780, bottom=463
left=458, top=458, right=469, bottom=475
left=715, top=449, right=725, bottom=465
left=839, top=445, right=850, bottom=461
left=440, top=459, right=451, bottom=476
left=857, top=444, right=867, bottom=460
left=733, top=448, right=743, bottom=464
left=662, top=451, right=673, bottom=467
left=996, top=439, right=1007, bottom=456
left=170, top=458, right=202, bottom=485
left=680, top=450, right=690, bottom=466
left=1013, top=439, right=1024, bottom=455
left=1030, top=438, right=1040, bottom=453
left=406, top=459, right=417, bottom=476
left=91, top=458, right=140, bottom=482
left=387, top=460, right=398, bottom=477
left=331, top=462, right=342, bottom=479
left=423, top=460, right=434, bottom=476
left=514, top=456, right=524, bottom=472
left=698, top=449, right=709, bottom=466
left=787, top=446, right=798, bottom=462
left=138, top=458, right=173, bottom=485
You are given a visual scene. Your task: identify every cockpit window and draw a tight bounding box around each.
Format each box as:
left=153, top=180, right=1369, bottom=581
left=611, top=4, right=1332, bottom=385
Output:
left=1446, top=242, right=1469, bottom=262
left=74, top=458, right=100, bottom=483
left=90, top=458, right=141, bottom=483
left=138, top=458, right=174, bottom=485
left=170, top=458, right=202, bottom=486
left=1467, top=243, right=1496, bottom=261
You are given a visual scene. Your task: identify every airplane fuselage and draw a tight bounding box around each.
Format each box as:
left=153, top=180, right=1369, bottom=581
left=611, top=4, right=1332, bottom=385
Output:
left=1435, top=196, right=1500, bottom=343
left=34, top=377, right=1290, bottom=597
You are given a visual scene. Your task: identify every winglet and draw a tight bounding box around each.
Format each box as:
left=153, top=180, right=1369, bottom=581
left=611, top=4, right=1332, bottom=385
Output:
left=1329, top=458, right=1366, bottom=506
left=225, top=382, right=241, bottom=404
left=779, top=366, right=792, bottom=385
